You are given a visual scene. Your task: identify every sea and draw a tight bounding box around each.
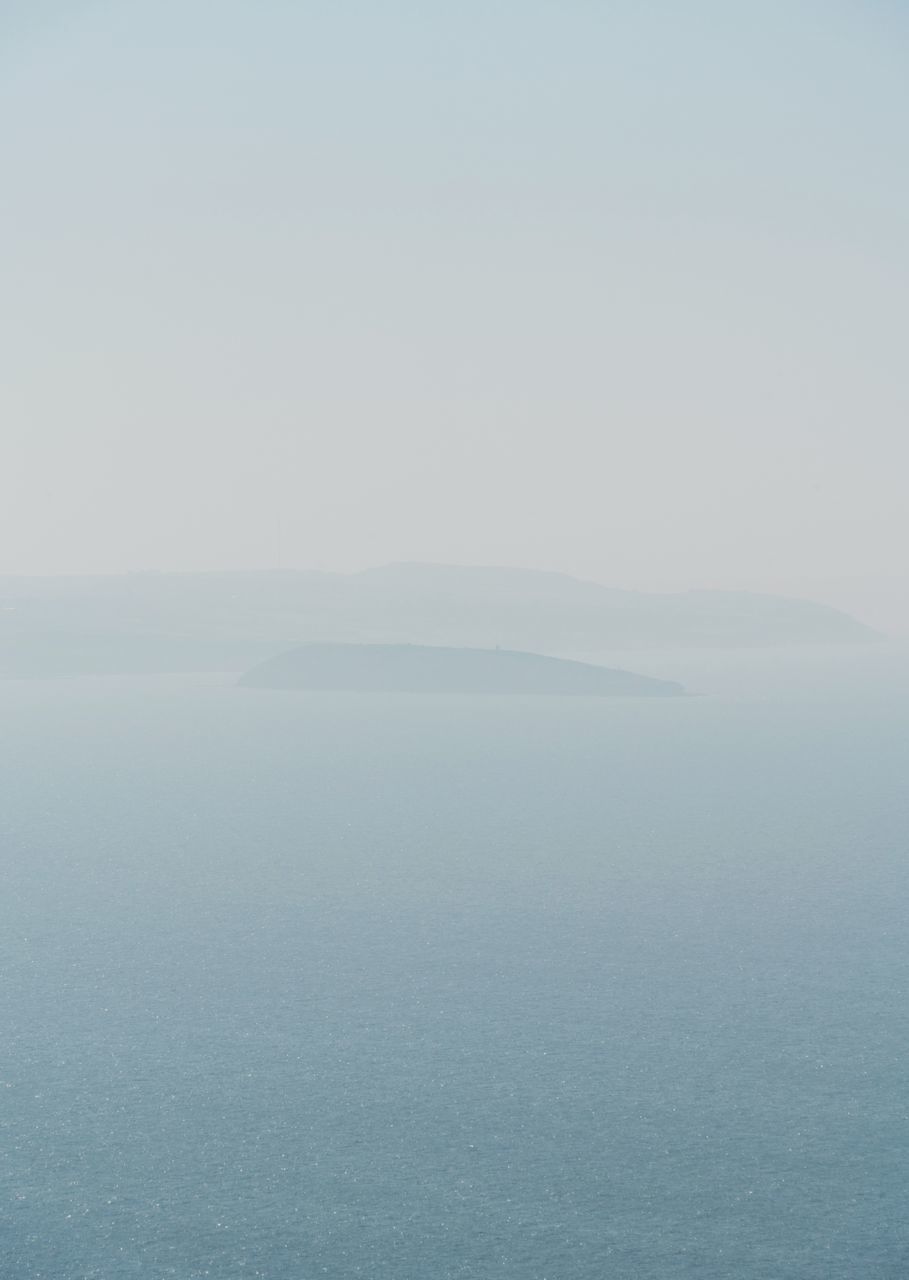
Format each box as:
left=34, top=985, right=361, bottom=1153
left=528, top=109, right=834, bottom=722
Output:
left=1, top=644, right=907, bottom=1279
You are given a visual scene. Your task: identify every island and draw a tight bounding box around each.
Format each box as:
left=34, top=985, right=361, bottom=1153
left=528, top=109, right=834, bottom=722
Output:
left=0, top=563, right=878, bottom=678
left=238, top=643, right=685, bottom=697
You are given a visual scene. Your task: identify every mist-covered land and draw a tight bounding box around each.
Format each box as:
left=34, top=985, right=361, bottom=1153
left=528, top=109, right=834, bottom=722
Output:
left=239, top=643, right=684, bottom=697
left=0, top=563, right=878, bottom=678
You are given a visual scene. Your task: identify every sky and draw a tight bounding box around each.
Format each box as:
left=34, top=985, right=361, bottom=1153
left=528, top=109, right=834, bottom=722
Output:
left=2, top=0, right=907, bottom=631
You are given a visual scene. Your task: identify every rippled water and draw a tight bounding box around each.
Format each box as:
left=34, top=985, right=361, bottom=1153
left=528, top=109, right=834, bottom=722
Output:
left=1, top=648, right=907, bottom=1277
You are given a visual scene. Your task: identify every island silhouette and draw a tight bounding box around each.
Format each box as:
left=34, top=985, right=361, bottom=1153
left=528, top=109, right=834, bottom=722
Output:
left=0, top=563, right=879, bottom=677
left=238, top=643, right=685, bottom=697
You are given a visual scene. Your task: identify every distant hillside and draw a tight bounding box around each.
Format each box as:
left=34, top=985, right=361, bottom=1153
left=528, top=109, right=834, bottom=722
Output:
left=346, top=564, right=879, bottom=650
left=239, top=644, right=684, bottom=697
left=0, top=564, right=879, bottom=676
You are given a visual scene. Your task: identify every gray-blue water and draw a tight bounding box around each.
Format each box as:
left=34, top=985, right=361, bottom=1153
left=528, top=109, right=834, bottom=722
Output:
left=1, top=647, right=908, bottom=1278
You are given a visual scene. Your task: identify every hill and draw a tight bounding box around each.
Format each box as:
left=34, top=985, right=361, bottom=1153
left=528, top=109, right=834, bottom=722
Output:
left=238, top=644, right=684, bottom=697
left=0, top=564, right=879, bottom=676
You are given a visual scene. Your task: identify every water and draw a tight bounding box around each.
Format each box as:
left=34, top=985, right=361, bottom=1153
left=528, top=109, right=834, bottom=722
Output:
left=1, top=648, right=908, bottom=1278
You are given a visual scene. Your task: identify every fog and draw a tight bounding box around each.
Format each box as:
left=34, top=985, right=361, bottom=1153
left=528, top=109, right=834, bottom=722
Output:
left=1, top=1, right=907, bottom=631
left=3, top=13, right=909, bottom=1277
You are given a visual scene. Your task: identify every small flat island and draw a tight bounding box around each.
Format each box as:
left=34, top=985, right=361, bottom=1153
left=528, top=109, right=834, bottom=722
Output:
left=238, top=643, right=684, bottom=697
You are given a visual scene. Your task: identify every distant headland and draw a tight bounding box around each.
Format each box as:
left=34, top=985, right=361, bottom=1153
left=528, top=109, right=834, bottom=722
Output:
left=238, top=643, right=685, bottom=698
left=0, top=563, right=880, bottom=678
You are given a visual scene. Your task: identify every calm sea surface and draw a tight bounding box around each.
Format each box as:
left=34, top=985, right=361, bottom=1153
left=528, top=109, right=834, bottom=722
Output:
left=1, top=647, right=907, bottom=1278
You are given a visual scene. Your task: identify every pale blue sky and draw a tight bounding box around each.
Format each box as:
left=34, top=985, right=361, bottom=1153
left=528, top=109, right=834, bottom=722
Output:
left=2, top=2, right=907, bottom=628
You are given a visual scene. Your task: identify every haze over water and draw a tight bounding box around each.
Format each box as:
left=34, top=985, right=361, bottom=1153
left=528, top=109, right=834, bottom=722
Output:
left=2, top=3, right=907, bottom=1274
left=2, top=647, right=907, bottom=1278
left=3, top=1, right=909, bottom=631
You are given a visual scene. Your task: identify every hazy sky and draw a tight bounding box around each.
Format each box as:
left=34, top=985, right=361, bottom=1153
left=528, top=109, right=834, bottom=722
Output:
left=2, top=1, right=907, bottom=629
